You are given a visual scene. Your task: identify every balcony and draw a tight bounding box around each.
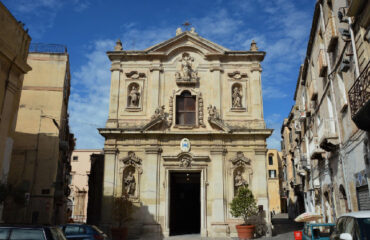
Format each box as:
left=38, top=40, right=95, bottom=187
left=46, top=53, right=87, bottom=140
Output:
left=309, top=78, right=318, bottom=101
left=318, top=49, right=328, bottom=77
left=308, top=137, right=325, bottom=160
left=325, top=16, right=338, bottom=52
left=318, top=118, right=339, bottom=151
left=348, top=61, right=370, bottom=131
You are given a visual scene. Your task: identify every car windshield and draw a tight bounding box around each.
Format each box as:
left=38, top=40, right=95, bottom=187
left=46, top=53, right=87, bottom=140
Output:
left=9, top=228, right=45, bottom=240
left=358, top=218, right=370, bottom=239
left=91, top=225, right=104, bottom=234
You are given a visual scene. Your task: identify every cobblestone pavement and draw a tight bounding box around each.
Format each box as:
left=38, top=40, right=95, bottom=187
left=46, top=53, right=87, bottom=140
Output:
left=162, top=213, right=303, bottom=240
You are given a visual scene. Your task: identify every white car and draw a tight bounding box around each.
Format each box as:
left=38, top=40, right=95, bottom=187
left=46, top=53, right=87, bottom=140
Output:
left=331, top=211, right=370, bottom=240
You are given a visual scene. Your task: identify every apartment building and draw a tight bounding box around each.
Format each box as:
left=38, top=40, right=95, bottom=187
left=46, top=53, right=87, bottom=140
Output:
left=281, top=0, right=370, bottom=222
left=0, top=1, right=31, bottom=221
left=68, top=149, right=102, bottom=223
left=3, top=44, right=75, bottom=224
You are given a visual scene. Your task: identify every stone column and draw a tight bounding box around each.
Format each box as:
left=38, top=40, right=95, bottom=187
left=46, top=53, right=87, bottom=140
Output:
left=141, top=147, right=162, bottom=238
left=107, top=61, right=121, bottom=128
left=250, top=65, right=263, bottom=119
left=210, top=65, right=223, bottom=115
left=210, top=148, right=228, bottom=237
left=253, top=148, right=271, bottom=236
left=100, top=148, right=117, bottom=229
left=149, top=63, right=163, bottom=110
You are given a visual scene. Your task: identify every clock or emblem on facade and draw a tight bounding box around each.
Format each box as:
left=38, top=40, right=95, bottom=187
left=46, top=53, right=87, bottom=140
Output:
left=180, top=138, right=191, bottom=152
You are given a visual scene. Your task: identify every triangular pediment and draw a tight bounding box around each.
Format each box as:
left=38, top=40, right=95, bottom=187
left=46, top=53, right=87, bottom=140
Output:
left=145, top=32, right=230, bottom=55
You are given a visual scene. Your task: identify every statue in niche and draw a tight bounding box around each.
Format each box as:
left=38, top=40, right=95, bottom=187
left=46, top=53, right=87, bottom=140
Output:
left=128, top=85, right=140, bottom=107
left=124, top=169, right=136, bottom=196
left=234, top=169, right=247, bottom=193
left=175, top=52, right=198, bottom=81
left=232, top=86, right=242, bottom=108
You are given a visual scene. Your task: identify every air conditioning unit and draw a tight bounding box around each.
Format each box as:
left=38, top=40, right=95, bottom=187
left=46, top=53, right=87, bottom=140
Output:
left=340, top=58, right=351, bottom=72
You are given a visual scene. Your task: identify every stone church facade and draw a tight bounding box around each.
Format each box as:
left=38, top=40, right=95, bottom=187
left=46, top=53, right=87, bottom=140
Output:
left=99, top=29, right=272, bottom=238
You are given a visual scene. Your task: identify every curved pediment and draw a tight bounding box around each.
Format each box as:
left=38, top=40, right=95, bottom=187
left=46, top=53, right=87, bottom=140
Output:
left=145, top=32, right=229, bottom=55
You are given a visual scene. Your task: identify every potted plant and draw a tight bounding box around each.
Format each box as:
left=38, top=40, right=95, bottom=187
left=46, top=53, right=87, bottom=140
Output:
left=111, top=193, right=133, bottom=240
left=230, top=185, right=259, bottom=240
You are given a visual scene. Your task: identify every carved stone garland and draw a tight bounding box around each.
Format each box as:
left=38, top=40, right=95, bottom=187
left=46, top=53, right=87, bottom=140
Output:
left=169, top=95, right=173, bottom=126
left=198, top=93, right=205, bottom=127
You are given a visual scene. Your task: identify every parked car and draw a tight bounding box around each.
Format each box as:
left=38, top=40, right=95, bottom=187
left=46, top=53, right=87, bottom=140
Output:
left=330, top=211, right=370, bottom=240
left=59, top=224, right=108, bottom=240
left=0, top=225, right=66, bottom=240
left=302, top=223, right=335, bottom=240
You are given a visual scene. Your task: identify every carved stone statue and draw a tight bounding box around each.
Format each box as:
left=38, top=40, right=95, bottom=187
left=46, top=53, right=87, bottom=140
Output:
left=175, top=52, right=198, bottom=81
left=207, top=105, right=220, bottom=121
left=151, top=105, right=166, bottom=120
left=232, top=86, right=242, bottom=108
left=124, top=170, right=136, bottom=195
left=128, top=85, right=140, bottom=107
left=234, top=169, right=247, bottom=193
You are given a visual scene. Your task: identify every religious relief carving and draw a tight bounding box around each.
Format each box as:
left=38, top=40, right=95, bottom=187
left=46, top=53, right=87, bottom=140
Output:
left=234, top=169, right=247, bottom=193
left=229, top=152, right=253, bottom=195
left=124, top=170, right=136, bottom=195
left=207, top=105, right=230, bottom=132
left=175, top=52, right=199, bottom=85
left=120, top=151, right=143, bottom=198
left=180, top=155, right=192, bottom=168
left=127, top=83, right=140, bottom=108
left=232, top=85, right=243, bottom=108
left=141, top=106, right=169, bottom=131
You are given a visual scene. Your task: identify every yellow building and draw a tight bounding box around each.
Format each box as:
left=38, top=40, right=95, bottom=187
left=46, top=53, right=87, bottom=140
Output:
left=0, top=1, right=31, bottom=221
left=4, top=45, right=74, bottom=224
left=266, top=149, right=284, bottom=214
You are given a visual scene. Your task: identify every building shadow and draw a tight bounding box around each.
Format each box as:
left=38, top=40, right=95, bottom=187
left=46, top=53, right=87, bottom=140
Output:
left=271, top=213, right=303, bottom=236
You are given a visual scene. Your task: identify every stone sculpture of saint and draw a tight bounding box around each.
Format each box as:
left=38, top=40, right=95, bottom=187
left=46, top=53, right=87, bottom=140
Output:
left=232, top=87, right=242, bottom=108
left=234, top=169, right=247, bottom=193
left=124, top=170, right=136, bottom=196
left=129, top=86, right=140, bottom=107
left=176, top=53, right=197, bottom=81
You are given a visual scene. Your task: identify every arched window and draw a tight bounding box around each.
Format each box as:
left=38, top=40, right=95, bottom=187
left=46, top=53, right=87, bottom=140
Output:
left=176, top=91, right=196, bottom=125
left=231, top=83, right=243, bottom=108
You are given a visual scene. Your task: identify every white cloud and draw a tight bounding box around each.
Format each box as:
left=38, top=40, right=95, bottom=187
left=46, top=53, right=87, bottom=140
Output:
left=69, top=39, right=114, bottom=149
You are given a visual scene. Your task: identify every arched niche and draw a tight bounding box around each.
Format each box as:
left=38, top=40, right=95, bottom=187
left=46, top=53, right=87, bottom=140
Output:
left=231, top=82, right=243, bottom=109
left=127, top=82, right=141, bottom=108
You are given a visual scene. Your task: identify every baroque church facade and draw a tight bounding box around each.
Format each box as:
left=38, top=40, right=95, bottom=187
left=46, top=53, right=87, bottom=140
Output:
left=99, top=28, right=272, bottom=238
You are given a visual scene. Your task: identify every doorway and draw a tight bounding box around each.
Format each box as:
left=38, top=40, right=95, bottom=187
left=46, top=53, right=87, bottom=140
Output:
left=169, top=172, right=200, bottom=236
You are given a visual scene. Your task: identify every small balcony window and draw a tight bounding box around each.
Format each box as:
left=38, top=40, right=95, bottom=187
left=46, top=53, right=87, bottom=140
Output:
left=269, top=170, right=277, bottom=178
left=176, top=91, right=196, bottom=126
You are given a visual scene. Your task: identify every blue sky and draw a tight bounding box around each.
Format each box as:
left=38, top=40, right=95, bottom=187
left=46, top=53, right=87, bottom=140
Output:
left=3, top=0, right=315, bottom=150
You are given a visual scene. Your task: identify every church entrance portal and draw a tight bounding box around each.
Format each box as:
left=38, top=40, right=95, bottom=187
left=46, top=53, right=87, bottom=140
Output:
left=169, top=172, right=201, bottom=236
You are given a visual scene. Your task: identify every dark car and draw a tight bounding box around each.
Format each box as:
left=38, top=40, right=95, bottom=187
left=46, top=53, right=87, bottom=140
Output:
left=59, top=224, right=108, bottom=240
left=0, top=225, right=66, bottom=240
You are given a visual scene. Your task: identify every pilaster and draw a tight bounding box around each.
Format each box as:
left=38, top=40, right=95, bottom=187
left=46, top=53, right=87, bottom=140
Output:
left=107, top=61, right=121, bottom=127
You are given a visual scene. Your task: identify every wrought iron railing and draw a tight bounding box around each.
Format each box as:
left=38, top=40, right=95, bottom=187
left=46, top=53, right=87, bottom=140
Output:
left=348, top=61, right=370, bottom=118
left=29, top=43, right=67, bottom=53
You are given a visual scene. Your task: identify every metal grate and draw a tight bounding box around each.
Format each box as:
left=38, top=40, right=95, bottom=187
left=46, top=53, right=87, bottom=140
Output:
left=348, top=60, right=370, bottom=118
left=29, top=43, right=67, bottom=53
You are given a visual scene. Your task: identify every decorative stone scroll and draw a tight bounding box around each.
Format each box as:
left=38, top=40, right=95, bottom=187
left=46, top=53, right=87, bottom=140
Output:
left=228, top=71, right=247, bottom=80
left=207, top=105, right=230, bottom=132
left=175, top=52, right=199, bottom=86
left=141, top=106, right=169, bottom=131
left=120, top=151, right=143, bottom=198
left=229, top=151, right=253, bottom=195
left=126, top=71, right=146, bottom=79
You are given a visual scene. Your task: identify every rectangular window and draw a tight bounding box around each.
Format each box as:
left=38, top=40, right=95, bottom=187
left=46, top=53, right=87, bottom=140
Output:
left=268, top=155, right=273, bottom=165
left=176, top=92, right=196, bottom=125
left=269, top=170, right=276, bottom=178
left=73, top=156, right=78, bottom=161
